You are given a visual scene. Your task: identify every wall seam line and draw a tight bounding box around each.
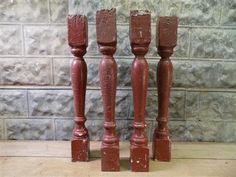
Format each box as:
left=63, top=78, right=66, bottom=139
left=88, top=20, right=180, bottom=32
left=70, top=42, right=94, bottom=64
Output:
left=48, top=0, right=51, bottom=24
left=21, top=24, right=25, bottom=56
left=26, top=89, right=30, bottom=119
left=51, top=57, right=54, bottom=85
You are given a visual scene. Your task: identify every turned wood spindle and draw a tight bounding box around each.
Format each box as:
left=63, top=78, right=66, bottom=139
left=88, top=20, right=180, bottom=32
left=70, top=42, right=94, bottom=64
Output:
left=130, top=10, right=151, bottom=172
left=96, top=8, right=120, bottom=171
left=68, top=15, right=89, bottom=162
left=153, top=16, right=178, bottom=161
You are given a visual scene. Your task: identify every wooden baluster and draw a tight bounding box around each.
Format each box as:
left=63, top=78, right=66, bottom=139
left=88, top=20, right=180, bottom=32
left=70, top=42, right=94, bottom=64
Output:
left=96, top=8, right=120, bottom=171
left=153, top=16, right=178, bottom=161
left=68, top=15, right=89, bottom=162
left=129, top=10, right=151, bottom=172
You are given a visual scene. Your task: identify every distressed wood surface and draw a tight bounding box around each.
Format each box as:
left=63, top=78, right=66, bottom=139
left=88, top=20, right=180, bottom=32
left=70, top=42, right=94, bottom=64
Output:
left=129, top=10, right=151, bottom=172
left=96, top=8, right=120, bottom=172
left=153, top=16, right=178, bottom=162
left=68, top=15, right=89, bottom=162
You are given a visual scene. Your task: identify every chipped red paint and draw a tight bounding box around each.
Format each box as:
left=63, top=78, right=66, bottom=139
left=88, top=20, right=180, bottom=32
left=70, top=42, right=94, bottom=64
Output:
left=153, top=16, right=178, bottom=162
left=129, top=10, right=151, bottom=172
left=96, top=8, right=120, bottom=172
left=68, top=15, right=89, bottom=162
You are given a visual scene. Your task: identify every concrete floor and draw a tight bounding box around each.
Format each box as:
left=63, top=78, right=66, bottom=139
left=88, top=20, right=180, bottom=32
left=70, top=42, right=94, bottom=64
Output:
left=0, top=141, right=236, bottom=177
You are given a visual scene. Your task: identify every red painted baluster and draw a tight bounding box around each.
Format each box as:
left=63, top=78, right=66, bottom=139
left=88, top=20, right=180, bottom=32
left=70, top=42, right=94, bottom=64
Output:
left=68, top=15, right=89, bottom=162
left=129, top=10, right=151, bottom=172
left=153, top=16, right=178, bottom=161
left=96, top=8, right=120, bottom=171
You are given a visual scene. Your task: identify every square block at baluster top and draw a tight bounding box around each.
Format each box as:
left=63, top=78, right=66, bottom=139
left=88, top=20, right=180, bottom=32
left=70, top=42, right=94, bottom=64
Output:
left=130, top=10, right=151, bottom=45
left=96, top=8, right=117, bottom=45
left=157, top=16, right=178, bottom=47
left=67, top=15, right=88, bottom=47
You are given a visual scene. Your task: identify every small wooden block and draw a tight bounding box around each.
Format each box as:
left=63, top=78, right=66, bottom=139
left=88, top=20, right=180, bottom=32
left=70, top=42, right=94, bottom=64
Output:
left=130, top=147, right=149, bottom=172
left=157, top=16, right=178, bottom=47
left=153, top=139, right=171, bottom=161
left=96, top=8, right=116, bottom=44
left=68, top=15, right=88, bottom=47
left=101, top=147, right=120, bottom=171
left=130, top=10, right=151, bottom=45
left=71, top=138, right=89, bottom=162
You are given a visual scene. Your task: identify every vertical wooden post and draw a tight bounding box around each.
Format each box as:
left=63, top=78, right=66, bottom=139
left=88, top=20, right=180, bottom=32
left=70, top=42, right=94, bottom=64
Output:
left=68, top=15, right=89, bottom=162
left=129, top=10, right=151, bottom=172
left=96, top=8, right=120, bottom=171
left=153, top=16, right=178, bottom=161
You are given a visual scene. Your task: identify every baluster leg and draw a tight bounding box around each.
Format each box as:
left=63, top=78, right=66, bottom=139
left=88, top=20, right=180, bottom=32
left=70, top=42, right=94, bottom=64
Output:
left=68, top=15, right=89, bottom=162
left=96, top=8, right=120, bottom=171
left=153, top=16, right=178, bottom=161
left=129, top=10, right=151, bottom=172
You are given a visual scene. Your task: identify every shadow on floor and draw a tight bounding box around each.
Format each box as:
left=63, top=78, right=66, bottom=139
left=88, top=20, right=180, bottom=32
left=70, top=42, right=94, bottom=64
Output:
left=120, top=158, right=130, bottom=171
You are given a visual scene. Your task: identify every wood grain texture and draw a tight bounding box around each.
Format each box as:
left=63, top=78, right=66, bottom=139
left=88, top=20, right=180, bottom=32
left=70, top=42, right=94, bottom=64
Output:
left=129, top=10, right=151, bottom=172
left=96, top=8, right=120, bottom=171
left=153, top=16, right=178, bottom=162
left=67, top=15, right=89, bottom=162
left=96, top=8, right=116, bottom=45
left=68, top=15, right=88, bottom=47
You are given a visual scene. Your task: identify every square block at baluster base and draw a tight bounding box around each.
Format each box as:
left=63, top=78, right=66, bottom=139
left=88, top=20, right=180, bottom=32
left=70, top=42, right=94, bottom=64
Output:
left=153, top=138, right=171, bottom=161
left=101, top=146, right=120, bottom=171
left=130, top=147, right=149, bottom=172
left=71, top=138, right=89, bottom=162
